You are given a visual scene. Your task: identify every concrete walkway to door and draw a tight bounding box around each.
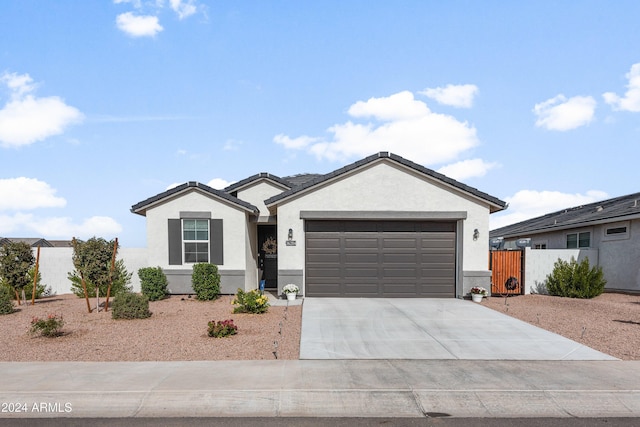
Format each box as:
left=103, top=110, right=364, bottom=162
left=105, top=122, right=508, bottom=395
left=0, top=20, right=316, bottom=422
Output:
left=300, top=298, right=617, bottom=360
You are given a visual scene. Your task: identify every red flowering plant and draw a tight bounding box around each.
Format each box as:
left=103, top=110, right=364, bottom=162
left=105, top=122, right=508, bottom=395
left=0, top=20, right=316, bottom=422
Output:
left=30, top=313, right=64, bottom=337
left=469, top=287, right=488, bottom=296
left=207, top=319, right=238, bottom=338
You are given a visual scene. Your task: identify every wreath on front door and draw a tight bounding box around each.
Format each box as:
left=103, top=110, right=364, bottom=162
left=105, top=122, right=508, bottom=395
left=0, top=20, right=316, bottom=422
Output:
left=262, top=237, right=277, bottom=254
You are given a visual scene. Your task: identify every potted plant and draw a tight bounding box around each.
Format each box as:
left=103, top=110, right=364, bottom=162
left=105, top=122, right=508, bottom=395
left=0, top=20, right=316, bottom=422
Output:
left=469, top=286, right=488, bottom=303
left=283, top=284, right=299, bottom=301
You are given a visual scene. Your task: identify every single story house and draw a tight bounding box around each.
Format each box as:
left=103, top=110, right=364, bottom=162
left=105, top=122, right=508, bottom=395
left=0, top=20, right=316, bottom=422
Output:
left=131, top=152, right=506, bottom=298
left=489, top=191, right=640, bottom=293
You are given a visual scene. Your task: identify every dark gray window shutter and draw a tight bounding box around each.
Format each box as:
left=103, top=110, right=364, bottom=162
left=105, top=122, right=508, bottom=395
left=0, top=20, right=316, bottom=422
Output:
left=210, top=219, right=223, bottom=265
left=168, top=219, right=182, bottom=265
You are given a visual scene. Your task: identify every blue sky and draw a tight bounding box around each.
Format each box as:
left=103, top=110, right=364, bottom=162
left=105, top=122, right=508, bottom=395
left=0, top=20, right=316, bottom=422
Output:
left=1, top=1, right=639, bottom=248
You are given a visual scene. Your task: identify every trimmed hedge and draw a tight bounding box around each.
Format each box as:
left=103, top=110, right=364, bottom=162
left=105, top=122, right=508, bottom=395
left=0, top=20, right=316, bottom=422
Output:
left=139, top=267, right=168, bottom=301
left=191, top=263, right=220, bottom=301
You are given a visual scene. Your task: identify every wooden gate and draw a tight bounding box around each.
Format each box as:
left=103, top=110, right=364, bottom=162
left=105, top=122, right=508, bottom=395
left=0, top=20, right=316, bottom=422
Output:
left=489, top=250, right=523, bottom=295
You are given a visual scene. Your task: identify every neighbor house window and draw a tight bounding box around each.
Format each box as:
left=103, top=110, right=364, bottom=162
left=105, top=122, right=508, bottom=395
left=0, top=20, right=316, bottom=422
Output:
left=183, top=219, right=209, bottom=263
left=603, top=222, right=630, bottom=241
left=566, top=231, right=590, bottom=248
left=606, top=226, right=627, bottom=235
left=533, top=243, right=547, bottom=249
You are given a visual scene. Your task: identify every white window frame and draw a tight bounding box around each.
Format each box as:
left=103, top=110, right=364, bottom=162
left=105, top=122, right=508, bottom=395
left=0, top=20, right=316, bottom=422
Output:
left=182, top=219, right=209, bottom=263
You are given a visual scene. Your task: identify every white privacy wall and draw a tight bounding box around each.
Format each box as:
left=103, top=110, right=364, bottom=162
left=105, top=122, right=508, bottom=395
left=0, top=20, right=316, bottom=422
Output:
left=523, top=247, right=599, bottom=294
left=32, top=247, right=148, bottom=296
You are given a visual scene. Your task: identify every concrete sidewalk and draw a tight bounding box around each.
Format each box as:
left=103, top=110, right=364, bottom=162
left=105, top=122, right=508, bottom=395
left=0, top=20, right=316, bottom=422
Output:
left=1, top=360, right=640, bottom=418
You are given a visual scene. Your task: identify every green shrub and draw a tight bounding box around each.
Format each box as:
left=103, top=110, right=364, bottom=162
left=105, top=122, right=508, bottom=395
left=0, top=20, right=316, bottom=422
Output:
left=0, top=286, right=14, bottom=315
left=139, top=267, right=168, bottom=301
left=191, top=263, right=220, bottom=301
left=30, top=313, right=64, bottom=337
left=545, top=257, right=606, bottom=299
left=232, top=288, right=269, bottom=314
left=207, top=319, right=238, bottom=338
left=111, top=292, right=151, bottom=319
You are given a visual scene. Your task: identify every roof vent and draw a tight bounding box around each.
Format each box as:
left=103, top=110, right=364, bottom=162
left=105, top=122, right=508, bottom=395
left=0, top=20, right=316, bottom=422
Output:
left=596, top=205, right=603, bottom=212
left=634, top=200, right=639, bottom=208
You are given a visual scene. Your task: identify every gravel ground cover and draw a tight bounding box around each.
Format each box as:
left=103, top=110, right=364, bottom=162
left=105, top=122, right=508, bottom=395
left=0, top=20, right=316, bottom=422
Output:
left=0, top=294, right=300, bottom=361
left=1, top=291, right=638, bottom=361
left=483, top=292, right=640, bottom=360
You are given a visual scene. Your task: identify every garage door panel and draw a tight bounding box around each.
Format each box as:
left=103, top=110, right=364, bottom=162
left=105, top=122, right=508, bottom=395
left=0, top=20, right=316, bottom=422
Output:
left=307, top=237, right=341, bottom=249
left=345, top=238, right=378, bottom=248
left=305, top=221, right=456, bottom=298
left=382, top=267, right=418, bottom=277
left=383, top=253, right=417, bottom=263
left=307, top=267, right=341, bottom=278
left=344, top=268, right=379, bottom=278
left=345, top=253, right=379, bottom=263
left=382, top=238, right=418, bottom=248
left=307, top=253, right=341, bottom=263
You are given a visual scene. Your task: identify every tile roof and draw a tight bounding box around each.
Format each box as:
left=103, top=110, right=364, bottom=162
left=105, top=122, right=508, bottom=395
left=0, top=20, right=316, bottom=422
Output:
left=264, top=152, right=507, bottom=211
left=224, top=173, right=292, bottom=193
left=490, top=191, right=640, bottom=238
left=131, top=181, right=260, bottom=216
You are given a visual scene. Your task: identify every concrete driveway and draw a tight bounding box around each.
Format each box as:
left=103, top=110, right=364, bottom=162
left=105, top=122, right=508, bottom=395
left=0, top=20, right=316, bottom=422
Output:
left=300, top=298, right=617, bottom=360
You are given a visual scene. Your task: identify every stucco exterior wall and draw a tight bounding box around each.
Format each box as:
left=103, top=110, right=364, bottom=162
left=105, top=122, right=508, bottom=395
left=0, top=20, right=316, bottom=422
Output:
left=597, top=219, right=640, bottom=292
left=144, top=190, right=249, bottom=270
left=236, top=181, right=287, bottom=217
left=274, top=161, right=493, bottom=294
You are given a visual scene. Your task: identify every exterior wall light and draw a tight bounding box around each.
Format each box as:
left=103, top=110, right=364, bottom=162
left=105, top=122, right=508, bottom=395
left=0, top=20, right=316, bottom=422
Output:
left=473, top=229, right=480, bottom=240
left=288, top=228, right=293, bottom=240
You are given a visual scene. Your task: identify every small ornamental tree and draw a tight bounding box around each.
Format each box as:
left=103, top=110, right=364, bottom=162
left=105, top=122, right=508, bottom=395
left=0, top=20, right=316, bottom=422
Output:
left=0, top=241, right=35, bottom=305
left=68, top=259, right=132, bottom=298
left=71, top=237, right=121, bottom=312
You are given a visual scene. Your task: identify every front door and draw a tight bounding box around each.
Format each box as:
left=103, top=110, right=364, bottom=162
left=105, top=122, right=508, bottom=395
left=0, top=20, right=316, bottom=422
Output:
left=258, top=225, right=278, bottom=289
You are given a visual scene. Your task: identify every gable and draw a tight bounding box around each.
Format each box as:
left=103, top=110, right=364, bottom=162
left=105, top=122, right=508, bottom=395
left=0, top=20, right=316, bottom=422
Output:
left=266, top=152, right=505, bottom=212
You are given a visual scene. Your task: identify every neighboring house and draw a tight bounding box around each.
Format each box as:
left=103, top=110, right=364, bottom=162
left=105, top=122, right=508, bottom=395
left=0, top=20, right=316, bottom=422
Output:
left=131, top=152, right=506, bottom=298
left=0, top=238, right=72, bottom=248
left=489, top=192, right=640, bottom=293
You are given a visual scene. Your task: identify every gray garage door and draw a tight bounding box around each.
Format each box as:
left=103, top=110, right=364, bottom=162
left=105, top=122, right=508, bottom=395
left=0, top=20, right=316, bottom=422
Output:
left=305, top=220, right=456, bottom=298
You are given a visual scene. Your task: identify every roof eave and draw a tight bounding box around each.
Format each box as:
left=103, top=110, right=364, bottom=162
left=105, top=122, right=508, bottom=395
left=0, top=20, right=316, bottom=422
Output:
left=492, top=212, right=640, bottom=239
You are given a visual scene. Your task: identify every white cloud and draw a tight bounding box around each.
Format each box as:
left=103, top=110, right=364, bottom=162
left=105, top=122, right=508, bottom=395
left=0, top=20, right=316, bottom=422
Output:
left=603, top=63, right=640, bottom=112
left=0, top=72, right=84, bottom=148
left=0, top=177, right=66, bottom=210
left=275, top=90, right=478, bottom=165
left=533, top=94, right=596, bottom=131
left=29, top=216, right=123, bottom=239
left=420, top=84, right=479, bottom=108
left=490, top=189, right=609, bottom=231
left=207, top=178, right=235, bottom=190
left=437, top=158, right=499, bottom=181
left=223, top=139, right=243, bottom=151
left=116, top=12, right=163, bottom=37
left=273, top=134, right=320, bottom=150
left=170, top=0, right=197, bottom=19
